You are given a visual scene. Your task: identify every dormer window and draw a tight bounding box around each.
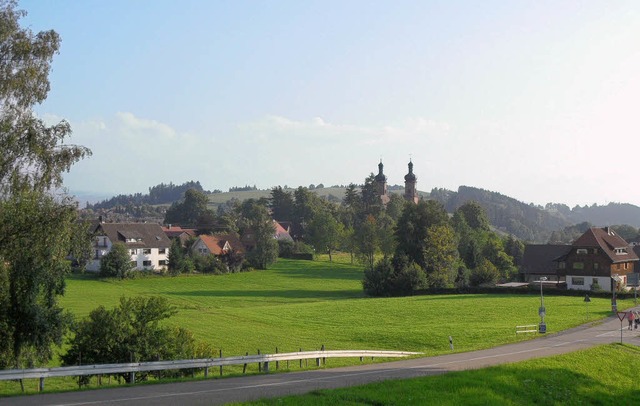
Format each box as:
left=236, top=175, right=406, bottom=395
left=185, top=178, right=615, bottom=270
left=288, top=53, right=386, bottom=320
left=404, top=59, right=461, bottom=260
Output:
left=614, top=248, right=628, bottom=255
left=576, top=249, right=588, bottom=255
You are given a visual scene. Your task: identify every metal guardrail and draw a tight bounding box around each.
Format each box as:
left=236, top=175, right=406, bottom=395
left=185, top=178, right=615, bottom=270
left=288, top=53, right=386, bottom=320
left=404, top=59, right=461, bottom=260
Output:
left=0, top=349, right=422, bottom=391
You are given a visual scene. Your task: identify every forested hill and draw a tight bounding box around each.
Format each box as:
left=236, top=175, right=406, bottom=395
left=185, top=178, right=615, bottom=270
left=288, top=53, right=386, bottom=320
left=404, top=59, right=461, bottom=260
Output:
left=88, top=181, right=214, bottom=209
left=430, top=186, right=640, bottom=243
left=84, top=181, right=640, bottom=244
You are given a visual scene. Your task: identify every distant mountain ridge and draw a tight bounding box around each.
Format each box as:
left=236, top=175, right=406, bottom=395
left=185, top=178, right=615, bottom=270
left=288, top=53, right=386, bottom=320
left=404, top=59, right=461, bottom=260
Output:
left=430, top=186, right=640, bottom=243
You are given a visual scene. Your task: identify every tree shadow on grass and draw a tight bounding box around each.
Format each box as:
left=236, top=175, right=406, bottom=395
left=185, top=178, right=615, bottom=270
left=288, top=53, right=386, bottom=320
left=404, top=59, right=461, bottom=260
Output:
left=164, top=289, right=365, bottom=300
left=270, top=267, right=363, bottom=281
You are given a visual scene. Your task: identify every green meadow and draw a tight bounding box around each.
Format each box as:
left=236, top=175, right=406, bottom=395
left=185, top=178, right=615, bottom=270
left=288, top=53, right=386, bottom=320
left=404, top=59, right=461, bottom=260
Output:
left=1, top=257, right=634, bottom=395
left=60, top=258, right=621, bottom=357
left=238, top=344, right=640, bottom=405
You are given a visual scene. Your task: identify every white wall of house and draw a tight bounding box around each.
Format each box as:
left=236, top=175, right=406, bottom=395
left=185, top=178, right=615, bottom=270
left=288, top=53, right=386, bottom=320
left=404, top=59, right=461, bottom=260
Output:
left=565, top=275, right=615, bottom=292
left=129, top=247, right=168, bottom=270
left=86, top=236, right=168, bottom=272
left=86, top=235, right=112, bottom=272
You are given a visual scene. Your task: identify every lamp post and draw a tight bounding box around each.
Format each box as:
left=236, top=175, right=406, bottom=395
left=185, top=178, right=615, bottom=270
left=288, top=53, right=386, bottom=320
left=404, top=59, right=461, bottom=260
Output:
left=539, top=276, right=547, bottom=333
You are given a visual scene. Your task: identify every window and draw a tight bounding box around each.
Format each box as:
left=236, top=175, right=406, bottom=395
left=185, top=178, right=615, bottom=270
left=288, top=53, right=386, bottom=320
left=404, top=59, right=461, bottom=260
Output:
left=558, top=261, right=566, bottom=269
left=624, top=263, right=629, bottom=270
left=143, top=248, right=151, bottom=255
left=572, top=277, right=584, bottom=285
left=129, top=249, right=137, bottom=255
left=576, top=249, right=588, bottom=255
left=159, top=260, right=167, bottom=266
left=593, top=248, right=598, bottom=254
left=143, top=260, right=152, bottom=267
left=593, top=278, right=599, bottom=286
left=615, top=248, right=628, bottom=255
left=573, top=262, right=584, bottom=270
left=593, top=263, right=599, bottom=270
left=159, top=248, right=166, bottom=254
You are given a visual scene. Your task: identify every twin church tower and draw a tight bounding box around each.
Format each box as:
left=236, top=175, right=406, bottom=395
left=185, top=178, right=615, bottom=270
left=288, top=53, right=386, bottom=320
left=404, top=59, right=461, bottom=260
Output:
left=374, top=160, right=419, bottom=206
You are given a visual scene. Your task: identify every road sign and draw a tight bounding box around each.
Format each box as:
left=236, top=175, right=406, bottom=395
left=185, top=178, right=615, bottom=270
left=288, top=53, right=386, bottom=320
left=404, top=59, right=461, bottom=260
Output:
left=627, top=273, right=639, bottom=287
left=617, top=312, right=627, bottom=321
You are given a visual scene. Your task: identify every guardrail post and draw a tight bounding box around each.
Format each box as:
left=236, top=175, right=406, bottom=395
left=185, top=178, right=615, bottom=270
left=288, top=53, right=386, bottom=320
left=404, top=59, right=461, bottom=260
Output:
left=258, top=349, right=261, bottom=372
left=219, top=350, right=223, bottom=376
left=130, top=352, right=135, bottom=384
left=39, top=377, right=44, bottom=392
left=322, top=344, right=326, bottom=365
left=276, top=347, right=279, bottom=370
left=243, top=352, right=248, bottom=374
left=299, top=348, right=302, bottom=368
left=263, top=361, right=269, bottom=373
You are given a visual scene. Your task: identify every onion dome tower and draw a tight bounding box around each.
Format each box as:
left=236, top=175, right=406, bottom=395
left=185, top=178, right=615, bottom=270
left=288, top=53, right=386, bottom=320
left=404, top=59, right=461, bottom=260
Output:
left=374, top=160, right=390, bottom=205
left=404, top=159, right=419, bottom=204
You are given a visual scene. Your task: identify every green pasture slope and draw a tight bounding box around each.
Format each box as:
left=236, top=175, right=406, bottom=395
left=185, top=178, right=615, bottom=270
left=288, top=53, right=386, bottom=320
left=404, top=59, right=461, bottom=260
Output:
left=2, top=257, right=634, bottom=395
left=238, top=344, right=640, bottom=405
left=61, top=258, right=625, bottom=357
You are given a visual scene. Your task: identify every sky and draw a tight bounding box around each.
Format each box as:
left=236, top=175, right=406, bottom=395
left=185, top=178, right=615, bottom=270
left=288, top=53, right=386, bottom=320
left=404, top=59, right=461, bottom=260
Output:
left=19, top=1, right=640, bottom=207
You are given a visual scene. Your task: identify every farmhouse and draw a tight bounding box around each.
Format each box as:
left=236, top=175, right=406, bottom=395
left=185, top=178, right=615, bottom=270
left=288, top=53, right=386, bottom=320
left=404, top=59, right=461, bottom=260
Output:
left=86, top=222, right=172, bottom=272
left=520, top=244, right=570, bottom=283
left=557, top=226, right=638, bottom=292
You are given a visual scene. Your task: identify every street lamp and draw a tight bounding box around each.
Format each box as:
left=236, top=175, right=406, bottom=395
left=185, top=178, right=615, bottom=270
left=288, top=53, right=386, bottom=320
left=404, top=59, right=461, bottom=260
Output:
left=539, top=276, right=547, bottom=333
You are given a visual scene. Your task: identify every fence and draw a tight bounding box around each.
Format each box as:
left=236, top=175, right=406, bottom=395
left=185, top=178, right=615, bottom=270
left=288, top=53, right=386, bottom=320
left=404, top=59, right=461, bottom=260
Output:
left=0, top=348, right=422, bottom=392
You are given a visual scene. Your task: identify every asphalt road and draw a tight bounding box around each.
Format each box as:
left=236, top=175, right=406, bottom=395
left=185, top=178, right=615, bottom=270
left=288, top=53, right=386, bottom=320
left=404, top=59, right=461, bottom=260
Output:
left=3, top=311, right=639, bottom=406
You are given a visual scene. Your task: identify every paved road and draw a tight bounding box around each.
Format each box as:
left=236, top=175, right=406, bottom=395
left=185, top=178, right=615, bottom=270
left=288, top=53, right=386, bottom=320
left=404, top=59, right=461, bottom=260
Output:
left=3, top=312, right=639, bottom=406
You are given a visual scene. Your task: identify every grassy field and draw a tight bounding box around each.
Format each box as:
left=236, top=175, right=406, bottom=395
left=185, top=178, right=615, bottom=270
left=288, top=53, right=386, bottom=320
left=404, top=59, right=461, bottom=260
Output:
left=236, top=344, right=640, bottom=405
left=2, top=257, right=634, bottom=395
left=59, top=258, right=623, bottom=357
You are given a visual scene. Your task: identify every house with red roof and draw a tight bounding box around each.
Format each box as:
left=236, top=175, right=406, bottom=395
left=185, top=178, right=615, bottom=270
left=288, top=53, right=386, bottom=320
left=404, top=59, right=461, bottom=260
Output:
left=191, top=233, right=245, bottom=257
left=557, top=227, right=639, bottom=292
left=162, top=225, right=197, bottom=246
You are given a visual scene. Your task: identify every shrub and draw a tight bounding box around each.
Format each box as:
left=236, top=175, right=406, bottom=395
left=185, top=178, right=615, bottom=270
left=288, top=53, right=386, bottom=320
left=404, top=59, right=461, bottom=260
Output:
left=61, top=296, right=214, bottom=384
left=470, top=259, right=499, bottom=287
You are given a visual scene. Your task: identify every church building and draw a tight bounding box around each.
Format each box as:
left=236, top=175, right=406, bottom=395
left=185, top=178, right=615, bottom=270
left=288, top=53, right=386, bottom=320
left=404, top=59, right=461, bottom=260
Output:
left=373, top=159, right=420, bottom=206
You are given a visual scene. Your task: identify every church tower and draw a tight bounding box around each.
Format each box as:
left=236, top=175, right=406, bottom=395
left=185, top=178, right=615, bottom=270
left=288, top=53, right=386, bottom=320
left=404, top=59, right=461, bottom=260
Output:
left=404, top=159, right=419, bottom=204
left=374, top=160, right=390, bottom=205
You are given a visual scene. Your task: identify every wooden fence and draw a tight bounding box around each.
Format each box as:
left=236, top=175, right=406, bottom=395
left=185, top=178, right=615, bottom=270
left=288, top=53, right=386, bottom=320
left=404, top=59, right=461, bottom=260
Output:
left=0, top=349, right=422, bottom=392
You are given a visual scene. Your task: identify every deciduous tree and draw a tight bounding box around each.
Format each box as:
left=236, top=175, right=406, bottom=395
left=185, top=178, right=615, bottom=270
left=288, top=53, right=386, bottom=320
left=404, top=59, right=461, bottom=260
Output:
left=99, top=242, right=134, bottom=279
left=62, top=296, right=213, bottom=383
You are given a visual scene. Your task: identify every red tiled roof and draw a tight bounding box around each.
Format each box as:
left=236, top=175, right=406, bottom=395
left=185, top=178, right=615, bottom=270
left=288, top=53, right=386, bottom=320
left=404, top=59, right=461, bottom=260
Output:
left=162, top=226, right=197, bottom=238
left=198, top=234, right=244, bottom=255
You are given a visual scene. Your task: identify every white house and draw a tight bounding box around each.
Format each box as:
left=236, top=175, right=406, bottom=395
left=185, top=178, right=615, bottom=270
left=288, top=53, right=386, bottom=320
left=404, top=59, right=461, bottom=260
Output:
left=86, top=222, right=172, bottom=272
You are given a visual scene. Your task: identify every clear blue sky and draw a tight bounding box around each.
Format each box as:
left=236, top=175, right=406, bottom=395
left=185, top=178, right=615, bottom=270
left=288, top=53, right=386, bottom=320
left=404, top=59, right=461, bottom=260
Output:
left=20, top=0, right=640, bottom=207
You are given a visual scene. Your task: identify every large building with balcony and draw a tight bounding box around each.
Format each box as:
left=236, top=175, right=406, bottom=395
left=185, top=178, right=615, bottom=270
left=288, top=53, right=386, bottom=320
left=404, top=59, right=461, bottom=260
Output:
left=87, top=222, right=172, bottom=272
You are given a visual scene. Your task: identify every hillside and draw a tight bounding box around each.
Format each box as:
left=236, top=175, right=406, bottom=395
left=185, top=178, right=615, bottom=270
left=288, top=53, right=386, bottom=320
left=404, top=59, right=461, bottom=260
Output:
left=79, top=182, right=640, bottom=244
